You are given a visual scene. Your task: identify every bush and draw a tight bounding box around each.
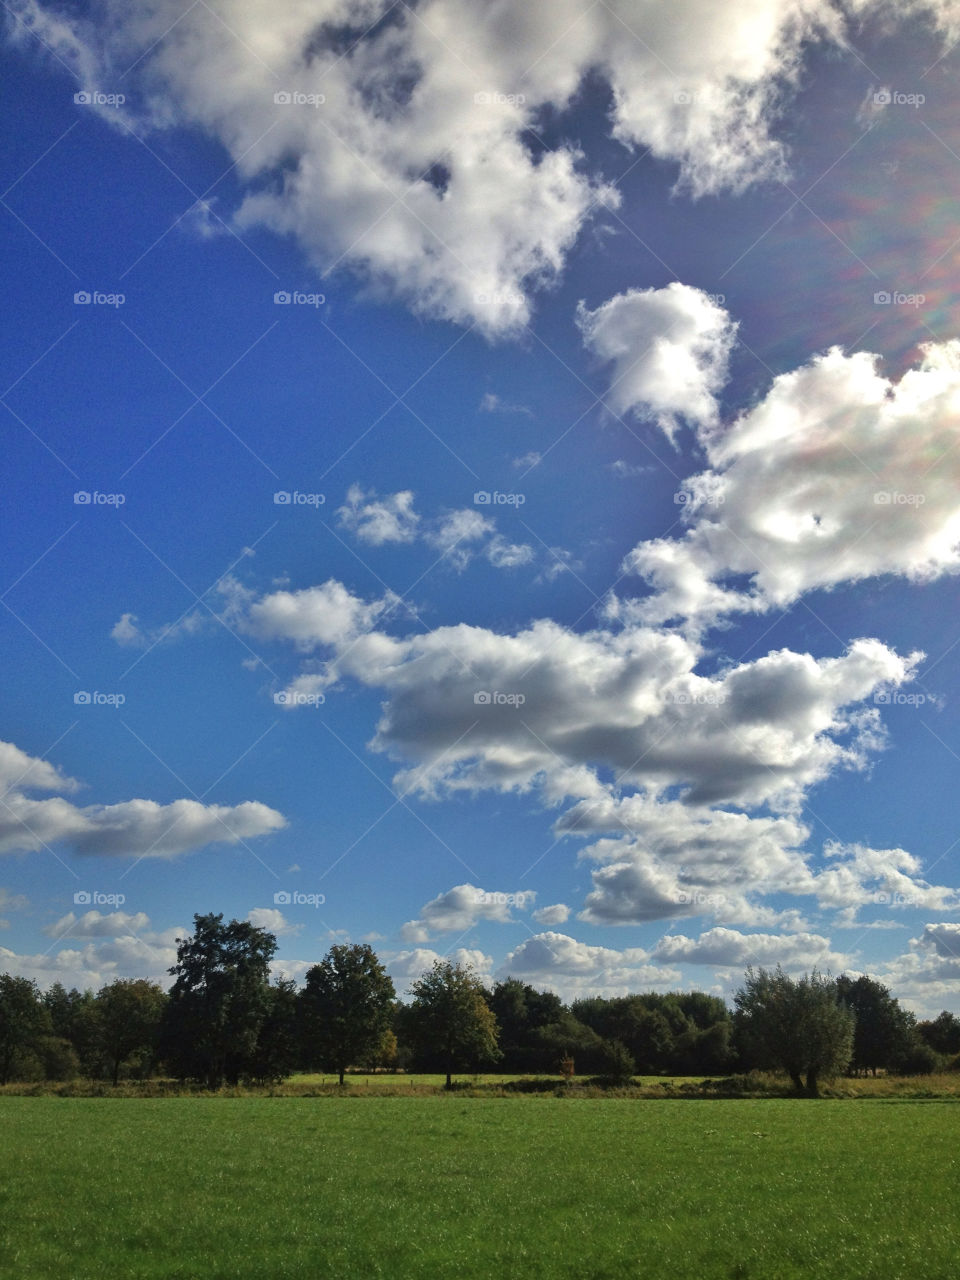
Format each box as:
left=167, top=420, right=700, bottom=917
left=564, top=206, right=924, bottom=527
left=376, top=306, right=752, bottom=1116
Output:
left=890, top=1040, right=941, bottom=1076
left=596, top=1039, right=635, bottom=1085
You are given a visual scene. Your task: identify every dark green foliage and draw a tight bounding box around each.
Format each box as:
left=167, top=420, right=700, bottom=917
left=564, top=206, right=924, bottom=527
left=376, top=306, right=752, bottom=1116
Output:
left=160, top=913, right=278, bottom=1088
left=835, top=974, right=916, bottom=1075
left=735, top=967, right=854, bottom=1096
left=406, top=960, right=501, bottom=1087
left=95, top=979, right=167, bottom=1085
left=0, top=974, right=50, bottom=1084
left=299, top=945, right=395, bottom=1085
left=917, top=1009, right=960, bottom=1056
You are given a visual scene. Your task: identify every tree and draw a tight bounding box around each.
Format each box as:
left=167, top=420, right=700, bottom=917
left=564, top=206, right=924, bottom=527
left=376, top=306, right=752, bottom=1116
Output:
left=836, top=974, right=916, bottom=1075
left=734, top=967, right=854, bottom=1097
left=0, top=974, right=49, bottom=1084
left=248, top=978, right=300, bottom=1084
left=161, top=913, right=277, bottom=1088
left=407, top=960, right=501, bottom=1088
left=917, top=1010, right=960, bottom=1056
left=95, top=979, right=167, bottom=1085
left=44, top=984, right=101, bottom=1075
left=300, top=944, right=395, bottom=1085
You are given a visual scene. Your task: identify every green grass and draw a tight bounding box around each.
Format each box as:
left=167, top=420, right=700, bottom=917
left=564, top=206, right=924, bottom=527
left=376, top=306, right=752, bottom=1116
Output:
left=1, top=1097, right=958, bottom=1278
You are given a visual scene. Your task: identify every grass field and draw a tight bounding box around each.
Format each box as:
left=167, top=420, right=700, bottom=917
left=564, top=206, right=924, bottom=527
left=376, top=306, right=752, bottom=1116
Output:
left=2, top=1097, right=958, bottom=1278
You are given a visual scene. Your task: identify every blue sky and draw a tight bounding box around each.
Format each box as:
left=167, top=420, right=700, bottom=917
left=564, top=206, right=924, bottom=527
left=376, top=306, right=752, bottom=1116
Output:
left=3, top=0, right=960, bottom=1013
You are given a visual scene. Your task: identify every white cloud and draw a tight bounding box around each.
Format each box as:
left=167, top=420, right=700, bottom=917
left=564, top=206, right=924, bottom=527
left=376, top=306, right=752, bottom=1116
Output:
left=621, top=342, right=960, bottom=626
left=337, top=485, right=420, bottom=545
left=6, top=0, right=880, bottom=335
left=0, top=738, right=286, bottom=858
left=245, top=579, right=399, bottom=651
left=42, top=910, right=151, bottom=939
left=248, top=907, right=303, bottom=937
left=532, top=903, right=570, bottom=925
left=400, top=882, right=534, bottom=940
left=578, top=284, right=737, bottom=435
left=652, top=926, right=849, bottom=972
left=387, top=946, right=493, bottom=989
left=499, top=930, right=680, bottom=999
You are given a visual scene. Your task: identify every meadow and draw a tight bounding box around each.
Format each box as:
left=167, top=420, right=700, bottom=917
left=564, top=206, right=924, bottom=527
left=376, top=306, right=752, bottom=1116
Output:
left=2, top=1095, right=958, bottom=1278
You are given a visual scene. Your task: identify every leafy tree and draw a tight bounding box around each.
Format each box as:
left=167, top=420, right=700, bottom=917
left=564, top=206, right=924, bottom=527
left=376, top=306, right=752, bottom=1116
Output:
left=917, top=1010, right=960, bottom=1056
left=300, top=944, right=396, bottom=1085
left=489, top=979, right=564, bottom=1071
left=44, top=984, right=101, bottom=1075
left=407, top=960, right=501, bottom=1088
left=95, top=979, right=167, bottom=1085
left=161, top=913, right=277, bottom=1088
left=596, top=1038, right=636, bottom=1084
left=0, top=974, right=50, bottom=1084
left=734, top=967, right=854, bottom=1097
left=248, top=978, right=300, bottom=1084
left=836, top=974, right=916, bottom=1075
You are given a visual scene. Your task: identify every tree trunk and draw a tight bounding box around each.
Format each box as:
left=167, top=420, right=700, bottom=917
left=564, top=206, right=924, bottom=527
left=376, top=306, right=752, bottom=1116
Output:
left=806, top=1069, right=820, bottom=1098
left=112, top=1058, right=120, bottom=1087
left=339, top=1067, right=345, bottom=1086
left=790, top=1071, right=804, bottom=1095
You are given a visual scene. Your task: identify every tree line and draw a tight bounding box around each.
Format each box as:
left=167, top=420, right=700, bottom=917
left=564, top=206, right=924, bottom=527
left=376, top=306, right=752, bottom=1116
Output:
left=2, top=912, right=958, bottom=1090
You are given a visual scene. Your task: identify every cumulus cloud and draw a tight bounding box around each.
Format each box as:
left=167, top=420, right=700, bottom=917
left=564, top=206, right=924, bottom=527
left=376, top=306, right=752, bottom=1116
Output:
left=42, top=910, right=151, bottom=939
left=499, top=931, right=680, bottom=999
left=0, top=738, right=286, bottom=858
left=337, top=486, right=420, bottom=545
left=652, top=926, right=848, bottom=972
left=873, top=922, right=960, bottom=1014
left=400, top=882, right=534, bottom=941
left=619, top=342, right=960, bottom=626
left=4, top=0, right=880, bottom=334
left=386, top=946, right=493, bottom=989
left=532, top=903, right=570, bottom=925
left=578, top=284, right=737, bottom=435
left=248, top=907, right=303, bottom=937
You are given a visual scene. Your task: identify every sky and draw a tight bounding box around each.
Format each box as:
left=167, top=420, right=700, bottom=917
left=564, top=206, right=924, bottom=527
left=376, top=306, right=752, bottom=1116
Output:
left=2, top=0, right=960, bottom=1016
